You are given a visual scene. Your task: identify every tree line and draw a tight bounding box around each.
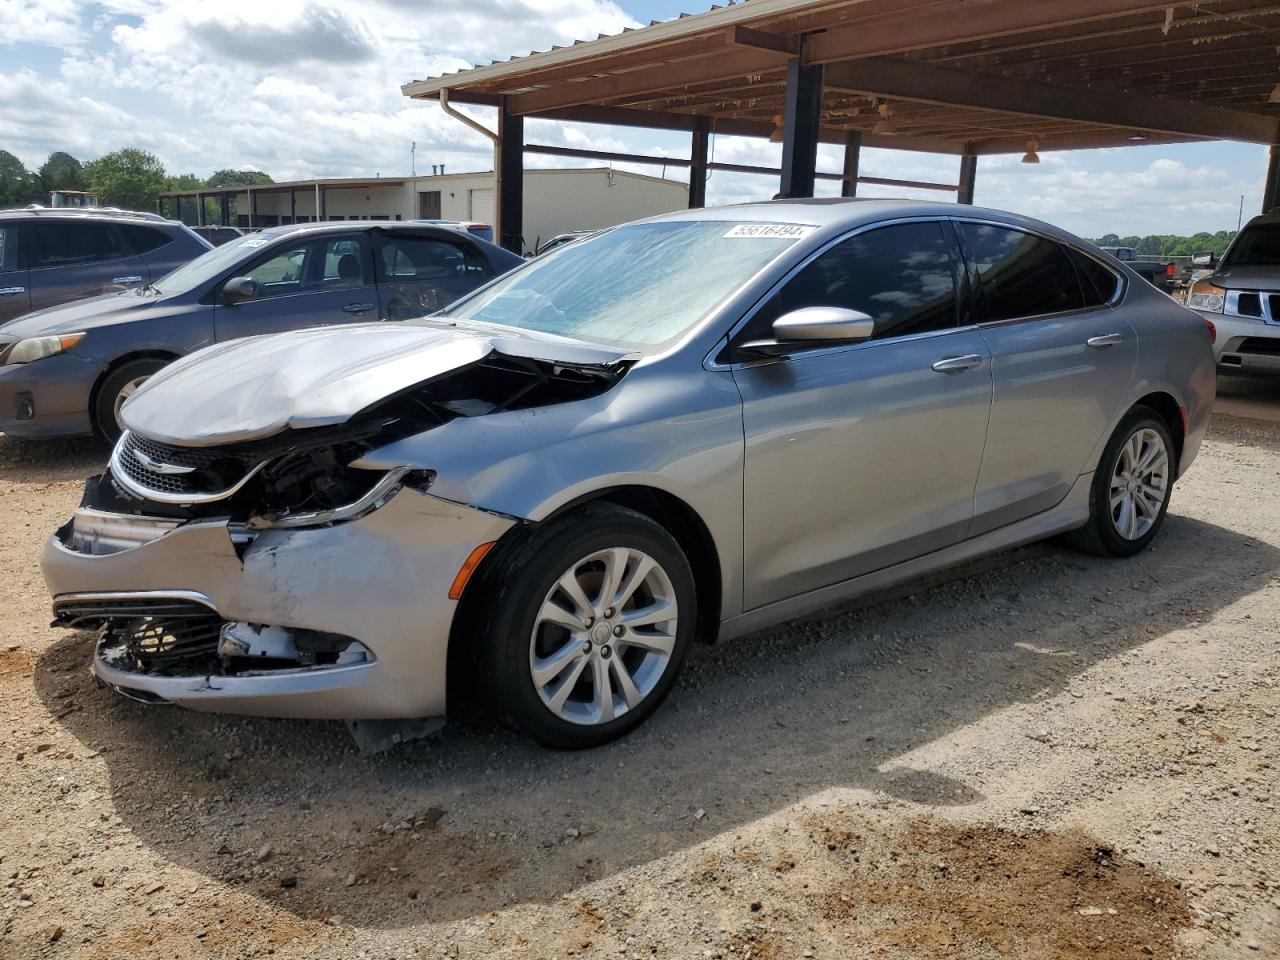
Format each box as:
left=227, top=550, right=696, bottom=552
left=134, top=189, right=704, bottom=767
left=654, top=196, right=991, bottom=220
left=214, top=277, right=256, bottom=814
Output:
left=1086, top=231, right=1239, bottom=258
left=0, top=147, right=272, bottom=215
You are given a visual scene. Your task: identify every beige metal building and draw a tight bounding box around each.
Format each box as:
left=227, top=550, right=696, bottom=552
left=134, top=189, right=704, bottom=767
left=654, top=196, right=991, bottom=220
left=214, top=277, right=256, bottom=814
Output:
left=159, top=167, right=687, bottom=254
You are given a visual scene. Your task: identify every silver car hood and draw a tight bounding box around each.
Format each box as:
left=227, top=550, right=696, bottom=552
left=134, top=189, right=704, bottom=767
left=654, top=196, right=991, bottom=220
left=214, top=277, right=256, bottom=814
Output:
left=122, top=321, right=635, bottom=447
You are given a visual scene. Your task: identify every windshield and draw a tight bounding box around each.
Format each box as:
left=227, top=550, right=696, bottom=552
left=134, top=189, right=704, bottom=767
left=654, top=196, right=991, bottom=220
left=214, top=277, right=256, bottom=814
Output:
left=447, top=220, right=810, bottom=347
left=150, top=233, right=272, bottom=294
left=1222, top=222, right=1280, bottom=269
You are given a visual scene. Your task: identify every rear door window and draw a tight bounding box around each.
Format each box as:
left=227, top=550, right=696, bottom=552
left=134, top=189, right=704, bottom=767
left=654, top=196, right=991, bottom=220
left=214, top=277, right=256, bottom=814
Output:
left=377, top=234, right=490, bottom=282
left=30, top=221, right=126, bottom=268
left=959, top=223, right=1084, bottom=321
left=0, top=224, right=19, bottom=271
left=1069, top=249, right=1121, bottom=307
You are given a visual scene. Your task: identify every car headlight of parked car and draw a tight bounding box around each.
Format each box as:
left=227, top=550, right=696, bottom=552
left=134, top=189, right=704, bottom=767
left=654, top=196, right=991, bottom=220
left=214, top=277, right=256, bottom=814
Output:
left=4, top=333, right=86, bottom=365
left=1186, top=279, right=1225, bottom=314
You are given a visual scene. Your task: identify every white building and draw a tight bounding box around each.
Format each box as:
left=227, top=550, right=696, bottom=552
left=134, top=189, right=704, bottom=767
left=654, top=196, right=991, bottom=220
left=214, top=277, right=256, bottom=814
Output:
left=160, top=167, right=688, bottom=254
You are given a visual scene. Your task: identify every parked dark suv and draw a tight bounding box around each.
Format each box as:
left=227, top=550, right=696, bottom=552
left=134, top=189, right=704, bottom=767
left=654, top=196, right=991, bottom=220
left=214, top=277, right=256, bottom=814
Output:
left=0, top=221, right=523, bottom=441
left=0, top=207, right=211, bottom=324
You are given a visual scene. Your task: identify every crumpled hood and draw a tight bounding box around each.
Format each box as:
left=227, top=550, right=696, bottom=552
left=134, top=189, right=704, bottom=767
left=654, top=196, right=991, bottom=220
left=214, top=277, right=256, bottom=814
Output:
left=0, top=290, right=178, bottom=338
left=122, top=321, right=635, bottom=447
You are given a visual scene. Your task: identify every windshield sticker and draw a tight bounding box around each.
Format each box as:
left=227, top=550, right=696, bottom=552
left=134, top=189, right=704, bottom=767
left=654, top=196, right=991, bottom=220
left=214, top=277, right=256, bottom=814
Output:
left=722, top=224, right=816, bottom=240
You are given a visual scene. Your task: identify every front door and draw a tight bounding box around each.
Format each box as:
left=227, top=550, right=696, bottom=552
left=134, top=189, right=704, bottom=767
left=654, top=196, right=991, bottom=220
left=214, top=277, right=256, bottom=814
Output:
left=0, top=222, right=30, bottom=323
left=213, top=233, right=377, bottom=341
left=955, top=221, right=1139, bottom=534
left=731, top=221, right=993, bottom=610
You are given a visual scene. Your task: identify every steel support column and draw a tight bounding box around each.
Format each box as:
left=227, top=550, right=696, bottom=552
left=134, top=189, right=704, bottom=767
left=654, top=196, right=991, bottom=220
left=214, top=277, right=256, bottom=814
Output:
left=779, top=55, right=823, bottom=199
left=1264, top=145, right=1280, bottom=214
left=290, top=188, right=297, bottom=224
left=841, top=130, right=862, bottom=198
left=249, top=189, right=257, bottom=228
left=497, top=97, right=525, bottom=254
left=958, top=154, right=978, bottom=205
left=220, top=194, right=230, bottom=226
left=689, top=116, right=710, bottom=208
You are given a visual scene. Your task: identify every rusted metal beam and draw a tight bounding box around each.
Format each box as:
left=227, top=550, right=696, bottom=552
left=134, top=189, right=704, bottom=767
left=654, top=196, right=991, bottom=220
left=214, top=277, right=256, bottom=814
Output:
left=823, top=55, right=1280, bottom=143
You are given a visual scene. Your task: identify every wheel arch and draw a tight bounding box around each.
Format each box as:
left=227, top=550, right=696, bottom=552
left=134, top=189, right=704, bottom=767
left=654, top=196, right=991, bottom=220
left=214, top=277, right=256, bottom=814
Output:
left=89, top=350, right=182, bottom=418
left=1131, top=391, right=1185, bottom=478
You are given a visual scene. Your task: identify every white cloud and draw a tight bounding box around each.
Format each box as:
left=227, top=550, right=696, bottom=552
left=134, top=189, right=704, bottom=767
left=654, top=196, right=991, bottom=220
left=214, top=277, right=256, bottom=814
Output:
left=1, top=0, right=1268, bottom=237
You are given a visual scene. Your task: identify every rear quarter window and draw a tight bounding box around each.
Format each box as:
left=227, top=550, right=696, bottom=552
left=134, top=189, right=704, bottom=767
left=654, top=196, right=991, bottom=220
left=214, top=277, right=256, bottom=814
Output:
left=120, top=224, right=174, bottom=255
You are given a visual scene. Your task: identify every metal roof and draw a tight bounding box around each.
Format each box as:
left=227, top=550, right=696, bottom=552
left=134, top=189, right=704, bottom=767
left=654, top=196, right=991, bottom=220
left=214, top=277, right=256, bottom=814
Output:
left=402, top=0, right=1280, bottom=154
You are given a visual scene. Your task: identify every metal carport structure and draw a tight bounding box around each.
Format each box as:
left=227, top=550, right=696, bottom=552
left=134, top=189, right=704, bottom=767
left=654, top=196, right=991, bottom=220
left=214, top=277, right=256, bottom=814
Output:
left=403, top=0, right=1280, bottom=253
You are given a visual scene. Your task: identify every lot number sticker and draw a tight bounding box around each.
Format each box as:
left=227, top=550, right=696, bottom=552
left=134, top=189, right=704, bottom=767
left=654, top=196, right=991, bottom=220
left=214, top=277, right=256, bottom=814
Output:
left=723, top=224, right=816, bottom=239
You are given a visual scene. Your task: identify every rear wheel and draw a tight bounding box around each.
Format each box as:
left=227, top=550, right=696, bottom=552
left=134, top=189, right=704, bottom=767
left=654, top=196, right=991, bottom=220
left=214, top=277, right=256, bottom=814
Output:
left=92, top=358, right=168, bottom=444
left=1068, top=406, right=1174, bottom=557
left=476, top=503, right=695, bottom=749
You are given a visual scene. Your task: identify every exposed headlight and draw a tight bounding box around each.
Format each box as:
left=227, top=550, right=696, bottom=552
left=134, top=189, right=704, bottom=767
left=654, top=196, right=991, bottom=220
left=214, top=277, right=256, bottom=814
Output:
left=251, top=466, right=431, bottom=530
left=1186, top=280, right=1225, bottom=314
left=4, top=333, right=86, bottom=364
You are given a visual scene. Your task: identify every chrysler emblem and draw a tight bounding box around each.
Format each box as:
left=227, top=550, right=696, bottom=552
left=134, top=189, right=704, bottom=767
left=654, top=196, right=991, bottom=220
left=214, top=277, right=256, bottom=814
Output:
left=132, top=448, right=197, bottom=475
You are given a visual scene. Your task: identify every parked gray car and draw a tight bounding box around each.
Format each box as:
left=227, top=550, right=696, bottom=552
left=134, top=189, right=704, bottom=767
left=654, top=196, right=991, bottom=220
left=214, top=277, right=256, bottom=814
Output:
left=0, top=221, right=522, bottom=441
left=0, top=207, right=210, bottom=326
left=42, top=200, right=1215, bottom=749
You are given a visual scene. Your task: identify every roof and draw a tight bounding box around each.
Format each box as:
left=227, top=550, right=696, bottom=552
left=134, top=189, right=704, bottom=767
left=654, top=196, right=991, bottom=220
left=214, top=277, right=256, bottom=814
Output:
left=0, top=206, right=173, bottom=223
left=402, top=0, right=1280, bottom=154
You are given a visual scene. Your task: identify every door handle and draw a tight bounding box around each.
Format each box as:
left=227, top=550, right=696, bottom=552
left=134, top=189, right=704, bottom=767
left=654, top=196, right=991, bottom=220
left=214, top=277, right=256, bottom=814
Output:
left=931, top=353, right=984, bottom=373
left=342, top=303, right=376, bottom=314
left=1086, top=333, right=1123, bottom=349
left=0, top=286, right=24, bottom=296
left=112, top=275, right=144, bottom=285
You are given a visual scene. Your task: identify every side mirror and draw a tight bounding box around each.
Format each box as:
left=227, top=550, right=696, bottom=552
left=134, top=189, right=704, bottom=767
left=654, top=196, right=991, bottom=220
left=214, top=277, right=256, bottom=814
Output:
left=739, top=307, right=875, bottom=356
left=222, top=276, right=261, bottom=304
left=1191, top=251, right=1217, bottom=269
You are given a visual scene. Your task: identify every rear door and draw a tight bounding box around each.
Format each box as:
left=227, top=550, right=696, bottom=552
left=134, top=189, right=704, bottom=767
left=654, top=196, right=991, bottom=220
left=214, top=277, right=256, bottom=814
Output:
left=27, top=220, right=149, bottom=311
left=0, top=221, right=30, bottom=323
left=373, top=231, right=496, bottom=320
left=958, top=221, right=1137, bottom=534
left=213, top=233, right=378, bottom=341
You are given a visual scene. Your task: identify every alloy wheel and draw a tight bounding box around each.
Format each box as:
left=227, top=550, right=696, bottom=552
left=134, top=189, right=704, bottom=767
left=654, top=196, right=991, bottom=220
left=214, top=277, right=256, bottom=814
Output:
left=1110, top=426, right=1169, bottom=541
left=113, top=376, right=151, bottom=431
left=529, top=546, right=678, bottom=726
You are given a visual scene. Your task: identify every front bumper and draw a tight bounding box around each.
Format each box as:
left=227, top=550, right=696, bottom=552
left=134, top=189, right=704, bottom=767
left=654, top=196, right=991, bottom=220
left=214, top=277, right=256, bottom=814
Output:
left=1200, top=310, right=1280, bottom=373
left=0, top=352, right=103, bottom=437
left=42, top=482, right=514, bottom=719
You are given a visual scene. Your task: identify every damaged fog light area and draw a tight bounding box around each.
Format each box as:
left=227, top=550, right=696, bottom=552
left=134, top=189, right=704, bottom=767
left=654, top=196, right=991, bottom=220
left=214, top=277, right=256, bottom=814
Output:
left=56, top=596, right=370, bottom=678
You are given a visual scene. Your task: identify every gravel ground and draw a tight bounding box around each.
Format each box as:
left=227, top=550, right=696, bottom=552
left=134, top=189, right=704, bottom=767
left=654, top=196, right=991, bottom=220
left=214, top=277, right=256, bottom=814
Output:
left=1, top=410, right=1279, bottom=959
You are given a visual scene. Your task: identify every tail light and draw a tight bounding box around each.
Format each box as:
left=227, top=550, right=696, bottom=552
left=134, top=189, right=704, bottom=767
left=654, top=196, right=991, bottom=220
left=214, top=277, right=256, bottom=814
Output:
left=1204, top=317, right=1216, bottom=344
left=1165, top=263, right=1176, bottom=277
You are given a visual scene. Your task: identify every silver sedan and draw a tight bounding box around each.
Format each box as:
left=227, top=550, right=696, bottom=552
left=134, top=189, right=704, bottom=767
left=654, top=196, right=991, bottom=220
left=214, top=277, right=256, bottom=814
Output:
left=42, top=200, right=1216, bottom=748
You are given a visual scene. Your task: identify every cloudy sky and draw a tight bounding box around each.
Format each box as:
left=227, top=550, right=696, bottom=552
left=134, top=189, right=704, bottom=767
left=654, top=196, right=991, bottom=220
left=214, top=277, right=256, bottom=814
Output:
left=2, top=0, right=1267, bottom=238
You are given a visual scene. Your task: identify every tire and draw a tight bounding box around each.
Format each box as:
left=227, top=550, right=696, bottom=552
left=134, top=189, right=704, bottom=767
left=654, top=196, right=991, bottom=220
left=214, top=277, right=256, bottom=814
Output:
left=92, top=358, right=168, bottom=444
left=1067, top=405, right=1175, bottom=558
left=474, top=502, right=696, bottom=749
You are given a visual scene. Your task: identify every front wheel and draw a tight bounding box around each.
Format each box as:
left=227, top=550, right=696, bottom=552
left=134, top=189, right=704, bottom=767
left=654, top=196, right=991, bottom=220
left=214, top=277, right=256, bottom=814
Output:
left=1068, top=406, right=1175, bottom=557
left=476, top=503, right=696, bottom=749
left=92, top=358, right=168, bottom=444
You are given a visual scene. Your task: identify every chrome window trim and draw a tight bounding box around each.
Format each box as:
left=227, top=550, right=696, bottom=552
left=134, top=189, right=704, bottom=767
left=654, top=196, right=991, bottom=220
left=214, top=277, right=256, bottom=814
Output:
left=707, top=215, right=968, bottom=371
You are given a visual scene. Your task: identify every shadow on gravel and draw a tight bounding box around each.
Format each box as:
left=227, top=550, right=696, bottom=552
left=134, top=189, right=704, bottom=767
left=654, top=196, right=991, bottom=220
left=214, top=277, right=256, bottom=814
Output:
left=33, top=512, right=1279, bottom=929
left=0, top=435, right=106, bottom=483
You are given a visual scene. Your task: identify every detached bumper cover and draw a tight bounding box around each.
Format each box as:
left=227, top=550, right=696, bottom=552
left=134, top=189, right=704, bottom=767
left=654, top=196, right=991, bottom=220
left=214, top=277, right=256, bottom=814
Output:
left=42, top=486, right=514, bottom=719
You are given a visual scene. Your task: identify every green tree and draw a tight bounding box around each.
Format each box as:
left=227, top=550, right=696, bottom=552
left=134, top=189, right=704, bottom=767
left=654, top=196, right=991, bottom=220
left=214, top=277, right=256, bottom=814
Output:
left=37, top=151, right=85, bottom=194
left=0, top=150, right=41, bottom=207
left=206, top=169, right=273, bottom=188
left=85, top=148, right=168, bottom=212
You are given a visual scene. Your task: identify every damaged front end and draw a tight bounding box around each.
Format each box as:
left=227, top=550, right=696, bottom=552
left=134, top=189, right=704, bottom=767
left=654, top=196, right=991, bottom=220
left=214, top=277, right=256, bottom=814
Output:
left=45, top=325, right=631, bottom=720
